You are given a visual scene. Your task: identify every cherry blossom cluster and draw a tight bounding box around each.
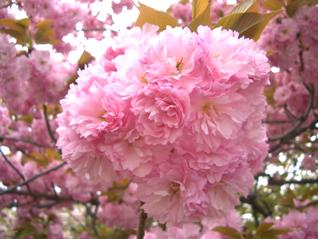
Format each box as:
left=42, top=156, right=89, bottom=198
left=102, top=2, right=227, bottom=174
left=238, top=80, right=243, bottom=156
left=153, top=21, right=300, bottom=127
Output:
left=275, top=208, right=318, bottom=239
left=21, top=0, right=86, bottom=40
left=112, top=0, right=134, bottom=14
left=265, top=71, right=311, bottom=138
left=260, top=5, right=318, bottom=138
left=0, top=7, right=9, bottom=19
left=128, top=210, right=242, bottom=239
left=97, top=182, right=139, bottom=229
left=260, top=5, right=318, bottom=87
left=0, top=35, right=73, bottom=115
left=0, top=104, right=11, bottom=136
left=0, top=156, right=95, bottom=207
left=0, top=151, right=139, bottom=224
left=57, top=25, right=270, bottom=224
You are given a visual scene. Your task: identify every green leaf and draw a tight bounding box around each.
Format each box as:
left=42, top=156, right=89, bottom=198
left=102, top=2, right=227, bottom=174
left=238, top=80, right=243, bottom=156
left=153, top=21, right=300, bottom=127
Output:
left=286, top=0, right=305, bottom=16
left=264, top=85, right=276, bottom=106
left=268, top=228, right=291, bottom=236
left=192, top=0, right=210, bottom=19
left=231, top=0, right=259, bottom=13
left=67, top=73, right=79, bottom=85
left=0, top=18, right=32, bottom=45
left=78, top=51, right=94, bottom=70
left=285, top=0, right=318, bottom=17
left=17, top=18, right=30, bottom=29
left=189, top=0, right=212, bottom=31
left=256, top=223, right=275, bottom=235
left=255, top=222, right=291, bottom=239
left=214, top=11, right=280, bottom=40
left=135, top=3, right=178, bottom=31
left=262, top=0, right=284, bottom=11
left=240, top=11, right=280, bottom=40
left=67, top=51, right=95, bottom=84
left=256, top=228, right=291, bottom=239
left=214, top=226, right=242, bottom=239
left=35, top=19, right=59, bottom=45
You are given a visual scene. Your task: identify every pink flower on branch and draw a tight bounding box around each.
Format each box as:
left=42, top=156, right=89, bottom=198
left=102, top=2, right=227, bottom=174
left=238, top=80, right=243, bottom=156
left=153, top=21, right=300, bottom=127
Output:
left=57, top=26, right=269, bottom=224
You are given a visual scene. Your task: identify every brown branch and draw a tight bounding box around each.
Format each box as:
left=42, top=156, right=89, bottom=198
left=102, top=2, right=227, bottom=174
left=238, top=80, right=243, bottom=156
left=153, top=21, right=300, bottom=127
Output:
left=1, top=189, right=72, bottom=201
left=137, top=208, right=147, bottom=239
left=0, top=162, right=66, bottom=195
left=297, top=32, right=305, bottom=73
left=269, top=177, right=318, bottom=186
left=269, top=84, right=316, bottom=153
left=0, top=135, right=51, bottom=148
left=262, top=119, right=292, bottom=124
left=85, top=203, right=101, bottom=239
left=43, top=104, right=57, bottom=144
left=1, top=188, right=100, bottom=210
left=0, top=0, right=14, bottom=9
left=79, top=28, right=106, bottom=32
left=240, top=194, right=272, bottom=218
left=0, top=148, right=32, bottom=193
left=269, top=85, right=314, bottom=142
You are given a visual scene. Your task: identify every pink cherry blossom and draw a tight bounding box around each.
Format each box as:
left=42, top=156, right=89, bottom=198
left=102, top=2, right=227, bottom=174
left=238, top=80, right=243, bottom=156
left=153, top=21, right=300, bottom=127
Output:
left=131, top=82, right=190, bottom=145
left=275, top=208, right=318, bottom=239
left=112, top=0, right=133, bottom=14
left=57, top=26, right=269, bottom=224
left=0, top=104, right=11, bottom=136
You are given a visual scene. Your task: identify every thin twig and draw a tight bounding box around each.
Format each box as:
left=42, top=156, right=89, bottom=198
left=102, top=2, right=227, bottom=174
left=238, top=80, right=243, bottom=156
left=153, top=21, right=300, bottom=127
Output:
left=269, top=116, right=318, bottom=153
left=0, top=162, right=66, bottom=195
left=1, top=188, right=72, bottom=201
left=269, top=177, right=318, bottom=186
left=0, top=148, right=32, bottom=193
left=268, top=83, right=316, bottom=154
left=78, top=28, right=106, bottom=32
left=262, top=119, right=292, bottom=124
left=43, top=104, right=57, bottom=144
left=0, top=0, right=14, bottom=9
left=92, top=203, right=100, bottom=239
left=240, top=195, right=271, bottom=217
left=0, top=136, right=51, bottom=148
left=283, top=104, right=297, bottom=121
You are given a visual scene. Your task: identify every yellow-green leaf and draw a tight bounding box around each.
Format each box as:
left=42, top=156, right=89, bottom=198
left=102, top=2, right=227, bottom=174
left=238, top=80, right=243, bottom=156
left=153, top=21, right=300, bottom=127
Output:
left=240, top=11, right=280, bottom=40
left=0, top=18, right=27, bottom=31
left=192, top=0, right=210, bottom=19
left=256, top=223, right=274, bottom=235
left=135, top=3, right=178, bottom=31
left=262, top=0, right=284, bottom=11
left=285, top=0, right=317, bottom=16
left=0, top=18, right=32, bottom=45
left=189, top=0, right=212, bottom=31
left=35, top=19, right=59, bottom=45
left=268, top=228, right=291, bottom=236
left=264, top=85, right=276, bottom=106
left=286, top=0, right=305, bottom=16
left=231, top=0, right=259, bottom=14
left=214, top=11, right=280, bottom=40
left=78, top=51, right=94, bottom=70
left=67, top=73, right=79, bottom=85
left=214, top=226, right=242, bottom=239
left=257, top=227, right=290, bottom=239
left=17, top=18, right=30, bottom=29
